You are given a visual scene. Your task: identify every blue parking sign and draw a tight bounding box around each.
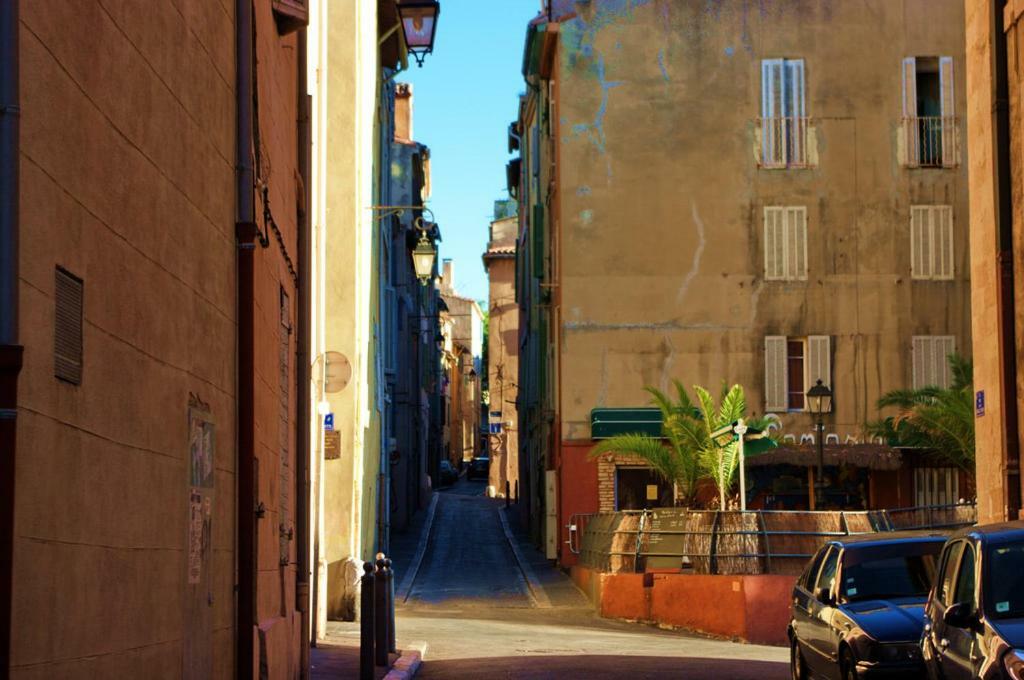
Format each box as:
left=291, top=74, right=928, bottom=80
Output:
left=324, top=413, right=335, bottom=431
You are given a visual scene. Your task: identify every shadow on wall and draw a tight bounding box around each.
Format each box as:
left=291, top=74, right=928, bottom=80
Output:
left=417, top=655, right=789, bottom=679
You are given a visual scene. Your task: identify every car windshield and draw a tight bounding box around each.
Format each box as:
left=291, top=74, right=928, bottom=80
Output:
left=840, top=542, right=942, bottom=603
left=986, top=540, right=1024, bottom=619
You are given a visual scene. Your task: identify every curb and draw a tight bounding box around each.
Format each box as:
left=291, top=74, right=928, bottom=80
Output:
left=396, top=493, right=438, bottom=603
left=498, top=507, right=552, bottom=609
left=383, top=642, right=427, bottom=680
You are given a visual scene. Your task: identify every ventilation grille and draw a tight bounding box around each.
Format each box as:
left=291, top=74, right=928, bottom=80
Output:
left=54, top=267, right=83, bottom=384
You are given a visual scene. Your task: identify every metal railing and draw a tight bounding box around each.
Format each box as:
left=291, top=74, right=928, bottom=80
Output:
left=570, top=503, right=976, bottom=576
left=759, top=116, right=811, bottom=168
left=903, top=116, right=957, bottom=167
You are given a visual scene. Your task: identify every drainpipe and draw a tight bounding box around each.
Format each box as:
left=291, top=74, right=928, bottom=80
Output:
left=235, top=0, right=258, bottom=677
left=993, top=3, right=1021, bottom=520
left=295, top=26, right=312, bottom=680
left=0, top=1, right=21, bottom=676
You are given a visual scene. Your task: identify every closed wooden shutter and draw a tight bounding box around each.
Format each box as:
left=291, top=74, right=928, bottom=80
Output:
left=902, top=57, right=919, bottom=167
left=762, top=59, right=783, bottom=164
left=911, top=206, right=932, bottom=279
left=788, top=207, right=808, bottom=279
left=765, top=336, right=788, bottom=411
left=54, top=267, right=84, bottom=384
left=939, top=56, right=956, bottom=167
left=764, top=207, right=784, bottom=280
left=912, top=336, right=956, bottom=388
left=807, top=336, right=831, bottom=390
left=936, top=206, right=954, bottom=280
left=937, top=336, right=956, bottom=387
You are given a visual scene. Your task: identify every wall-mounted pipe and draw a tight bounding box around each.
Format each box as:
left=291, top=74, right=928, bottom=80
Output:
left=235, top=0, right=257, bottom=676
left=0, top=1, right=21, bottom=675
left=993, top=2, right=1021, bottom=520
left=295, top=25, right=312, bottom=680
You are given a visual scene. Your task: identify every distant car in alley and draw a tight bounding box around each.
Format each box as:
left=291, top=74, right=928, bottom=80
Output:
left=921, top=521, right=1024, bottom=680
left=467, top=456, right=489, bottom=481
left=789, top=531, right=948, bottom=680
left=437, top=460, right=458, bottom=487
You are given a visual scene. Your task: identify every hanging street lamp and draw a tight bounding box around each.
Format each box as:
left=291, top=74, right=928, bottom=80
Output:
left=806, top=379, right=833, bottom=509
left=396, top=1, right=440, bottom=68
left=411, top=224, right=437, bottom=285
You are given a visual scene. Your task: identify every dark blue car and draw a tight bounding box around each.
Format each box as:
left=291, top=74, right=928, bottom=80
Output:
left=921, top=521, right=1024, bottom=680
left=789, top=531, right=948, bottom=679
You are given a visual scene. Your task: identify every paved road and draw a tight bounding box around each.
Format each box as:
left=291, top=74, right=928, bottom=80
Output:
left=392, top=476, right=790, bottom=679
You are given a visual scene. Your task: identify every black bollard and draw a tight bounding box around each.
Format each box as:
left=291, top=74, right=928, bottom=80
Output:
left=505, top=480, right=510, bottom=508
left=359, top=562, right=375, bottom=680
left=374, top=557, right=388, bottom=667
left=385, top=558, right=396, bottom=653
left=515, top=480, right=519, bottom=504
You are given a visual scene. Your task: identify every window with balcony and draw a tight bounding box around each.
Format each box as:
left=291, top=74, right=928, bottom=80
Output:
left=765, top=335, right=831, bottom=412
left=902, top=57, right=957, bottom=167
left=764, top=206, right=808, bottom=280
left=760, top=59, right=808, bottom=168
left=910, top=205, right=954, bottom=280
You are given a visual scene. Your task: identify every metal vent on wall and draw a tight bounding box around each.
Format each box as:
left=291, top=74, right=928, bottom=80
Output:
left=54, top=267, right=83, bottom=384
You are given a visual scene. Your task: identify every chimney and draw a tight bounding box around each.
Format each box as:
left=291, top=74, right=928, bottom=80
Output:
left=395, top=83, right=413, bottom=143
left=442, top=259, right=454, bottom=293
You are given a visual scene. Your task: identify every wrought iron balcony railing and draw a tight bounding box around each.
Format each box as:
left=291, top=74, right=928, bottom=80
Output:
left=759, top=116, right=812, bottom=169
left=903, top=115, right=958, bottom=168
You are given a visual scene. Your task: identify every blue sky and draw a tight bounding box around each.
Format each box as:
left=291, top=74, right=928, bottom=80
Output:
left=402, top=0, right=540, bottom=306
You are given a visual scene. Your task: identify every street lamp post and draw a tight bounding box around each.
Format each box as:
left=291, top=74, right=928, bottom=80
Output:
left=806, top=379, right=833, bottom=510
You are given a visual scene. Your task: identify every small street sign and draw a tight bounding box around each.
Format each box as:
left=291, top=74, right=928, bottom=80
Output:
left=976, top=390, right=985, bottom=417
left=324, top=413, right=335, bottom=431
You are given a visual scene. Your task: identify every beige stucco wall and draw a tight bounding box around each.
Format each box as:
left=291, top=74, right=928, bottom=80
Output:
left=555, top=0, right=972, bottom=446
left=13, top=1, right=239, bottom=676
left=309, top=0, right=380, bottom=624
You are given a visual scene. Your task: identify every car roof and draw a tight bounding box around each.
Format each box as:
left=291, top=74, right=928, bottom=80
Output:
left=828, top=530, right=949, bottom=549
left=951, top=521, right=1024, bottom=544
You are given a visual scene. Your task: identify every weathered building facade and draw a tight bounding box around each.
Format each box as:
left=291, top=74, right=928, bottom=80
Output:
left=439, top=261, right=483, bottom=475
left=484, top=202, right=522, bottom=504
left=514, top=0, right=972, bottom=565
left=3, top=0, right=310, bottom=676
left=965, top=0, right=1024, bottom=525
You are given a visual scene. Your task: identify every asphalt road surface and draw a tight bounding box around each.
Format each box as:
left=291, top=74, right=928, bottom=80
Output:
left=391, top=477, right=790, bottom=679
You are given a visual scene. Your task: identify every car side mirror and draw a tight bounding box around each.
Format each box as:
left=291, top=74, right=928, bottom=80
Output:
left=943, top=602, right=977, bottom=629
left=815, top=587, right=833, bottom=605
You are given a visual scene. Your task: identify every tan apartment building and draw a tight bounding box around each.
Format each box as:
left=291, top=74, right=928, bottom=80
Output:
left=1, top=0, right=310, bottom=677
left=514, top=0, right=972, bottom=565
left=965, top=0, right=1024, bottom=525
left=483, top=203, right=521, bottom=502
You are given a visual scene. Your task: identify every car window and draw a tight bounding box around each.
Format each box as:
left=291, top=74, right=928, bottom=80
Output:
left=802, top=546, right=829, bottom=591
left=938, top=541, right=965, bottom=607
left=986, top=540, right=1024, bottom=619
left=815, top=547, right=841, bottom=595
left=840, top=545, right=940, bottom=602
left=952, top=544, right=977, bottom=610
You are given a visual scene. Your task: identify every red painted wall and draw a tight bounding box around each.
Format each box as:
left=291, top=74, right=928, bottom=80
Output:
left=559, top=440, right=600, bottom=566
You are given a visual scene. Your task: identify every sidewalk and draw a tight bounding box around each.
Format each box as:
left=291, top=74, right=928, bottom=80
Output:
left=311, top=621, right=422, bottom=679
left=500, top=503, right=591, bottom=609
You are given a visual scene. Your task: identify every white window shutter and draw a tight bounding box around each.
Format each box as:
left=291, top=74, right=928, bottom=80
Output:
left=902, top=57, right=919, bottom=167
left=917, top=335, right=933, bottom=387
left=765, top=336, right=788, bottom=411
left=911, top=207, right=925, bottom=279
left=939, top=56, right=956, bottom=167
left=764, top=207, right=783, bottom=280
left=785, top=59, right=806, bottom=118
left=938, top=336, right=956, bottom=387
left=923, top=207, right=935, bottom=278
left=789, top=207, right=808, bottom=279
left=762, top=60, right=783, bottom=164
left=937, top=206, right=954, bottom=279
left=807, top=336, right=831, bottom=390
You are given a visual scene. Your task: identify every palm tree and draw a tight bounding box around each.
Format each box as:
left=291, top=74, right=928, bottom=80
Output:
left=867, top=354, right=975, bottom=475
left=590, top=381, right=772, bottom=509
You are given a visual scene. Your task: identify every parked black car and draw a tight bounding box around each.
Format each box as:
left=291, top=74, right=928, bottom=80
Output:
left=467, top=456, right=489, bottom=481
left=437, top=460, right=458, bottom=487
left=921, top=521, right=1024, bottom=680
left=790, top=531, right=947, bottom=679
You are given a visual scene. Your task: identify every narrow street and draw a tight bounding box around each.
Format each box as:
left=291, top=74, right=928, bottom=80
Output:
left=390, top=478, right=790, bottom=679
